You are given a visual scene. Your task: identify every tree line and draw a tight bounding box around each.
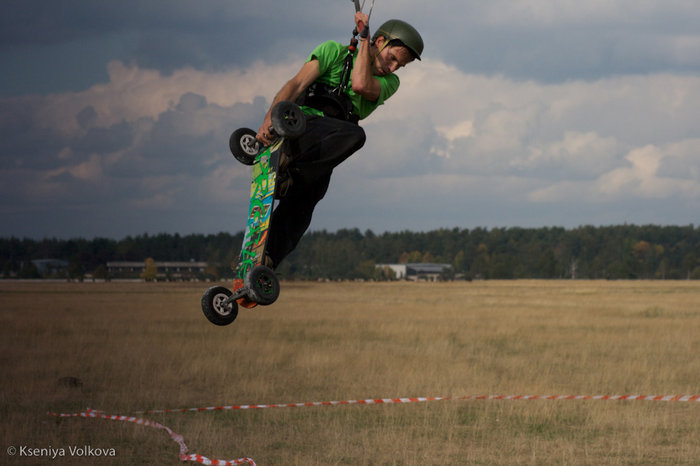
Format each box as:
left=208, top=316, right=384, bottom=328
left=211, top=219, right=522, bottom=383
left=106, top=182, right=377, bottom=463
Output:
left=2, top=224, right=699, bottom=281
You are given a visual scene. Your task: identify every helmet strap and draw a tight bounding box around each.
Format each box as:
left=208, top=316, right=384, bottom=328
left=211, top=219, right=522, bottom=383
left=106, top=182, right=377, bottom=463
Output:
left=372, top=36, right=390, bottom=61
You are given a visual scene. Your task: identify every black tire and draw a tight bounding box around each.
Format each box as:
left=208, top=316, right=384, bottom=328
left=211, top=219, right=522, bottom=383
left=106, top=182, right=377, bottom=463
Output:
left=201, top=286, right=239, bottom=326
left=245, top=265, right=280, bottom=305
left=229, top=128, right=260, bottom=166
left=270, top=101, right=306, bottom=138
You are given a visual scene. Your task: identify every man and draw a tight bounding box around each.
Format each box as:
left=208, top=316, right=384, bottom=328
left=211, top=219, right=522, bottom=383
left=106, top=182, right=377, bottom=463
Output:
left=257, top=11, right=423, bottom=269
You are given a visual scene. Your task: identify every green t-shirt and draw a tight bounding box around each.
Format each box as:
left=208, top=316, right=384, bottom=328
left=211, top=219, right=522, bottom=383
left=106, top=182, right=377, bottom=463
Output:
left=303, top=40, right=400, bottom=120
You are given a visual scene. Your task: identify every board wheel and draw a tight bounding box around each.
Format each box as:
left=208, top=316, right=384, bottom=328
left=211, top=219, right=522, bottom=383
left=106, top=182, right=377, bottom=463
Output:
left=270, top=101, right=306, bottom=138
left=229, top=128, right=260, bottom=166
left=201, top=286, right=239, bottom=326
left=244, top=265, right=280, bottom=305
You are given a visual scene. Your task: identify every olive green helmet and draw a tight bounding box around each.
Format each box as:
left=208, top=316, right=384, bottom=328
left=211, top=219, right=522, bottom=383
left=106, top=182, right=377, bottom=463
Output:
left=372, top=19, right=424, bottom=60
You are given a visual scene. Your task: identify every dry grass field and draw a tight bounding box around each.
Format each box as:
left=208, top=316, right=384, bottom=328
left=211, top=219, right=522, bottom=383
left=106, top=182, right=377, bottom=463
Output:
left=1, top=280, right=699, bottom=465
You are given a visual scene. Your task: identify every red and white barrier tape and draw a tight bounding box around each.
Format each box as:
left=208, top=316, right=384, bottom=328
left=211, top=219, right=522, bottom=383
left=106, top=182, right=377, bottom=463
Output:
left=49, top=394, right=700, bottom=464
left=135, top=393, right=700, bottom=415
left=47, top=408, right=256, bottom=466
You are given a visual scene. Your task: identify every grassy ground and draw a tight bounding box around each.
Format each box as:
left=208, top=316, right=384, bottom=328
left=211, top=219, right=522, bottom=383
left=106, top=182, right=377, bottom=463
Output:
left=1, top=280, right=699, bottom=465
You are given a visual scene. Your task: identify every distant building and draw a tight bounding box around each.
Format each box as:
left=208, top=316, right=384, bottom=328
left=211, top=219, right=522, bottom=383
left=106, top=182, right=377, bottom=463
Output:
left=32, top=259, right=69, bottom=276
left=375, top=263, right=452, bottom=281
left=107, top=260, right=208, bottom=280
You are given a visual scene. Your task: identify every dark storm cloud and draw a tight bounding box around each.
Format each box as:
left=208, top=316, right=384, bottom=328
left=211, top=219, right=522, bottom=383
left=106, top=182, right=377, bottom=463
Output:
left=428, top=2, right=700, bottom=82
left=108, top=93, right=266, bottom=178
left=1, top=0, right=346, bottom=95
left=0, top=86, right=272, bottom=237
left=72, top=120, right=133, bottom=155
left=0, top=97, right=69, bottom=168
left=4, top=0, right=700, bottom=96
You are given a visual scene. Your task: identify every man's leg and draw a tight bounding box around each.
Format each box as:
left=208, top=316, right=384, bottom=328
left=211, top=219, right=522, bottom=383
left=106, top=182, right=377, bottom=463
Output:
left=266, top=117, right=366, bottom=268
left=266, top=173, right=331, bottom=268
left=289, top=116, right=366, bottom=183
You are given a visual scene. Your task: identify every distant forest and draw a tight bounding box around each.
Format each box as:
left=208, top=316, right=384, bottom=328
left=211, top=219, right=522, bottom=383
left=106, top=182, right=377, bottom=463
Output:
left=2, top=224, right=699, bottom=281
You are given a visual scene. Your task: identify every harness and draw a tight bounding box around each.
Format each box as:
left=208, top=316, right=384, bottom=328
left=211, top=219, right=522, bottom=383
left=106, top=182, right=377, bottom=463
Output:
left=297, top=81, right=357, bottom=124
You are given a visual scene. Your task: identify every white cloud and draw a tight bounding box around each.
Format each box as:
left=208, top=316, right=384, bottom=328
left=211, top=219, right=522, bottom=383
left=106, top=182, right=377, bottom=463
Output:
left=352, top=58, right=700, bottom=224
left=601, top=142, right=700, bottom=199
left=478, top=0, right=666, bottom=25
left=529, top=140, right=700, bottom=204
left=520, top=131, right=622, bottom=179
left=35, top=59, right=301, bottom=135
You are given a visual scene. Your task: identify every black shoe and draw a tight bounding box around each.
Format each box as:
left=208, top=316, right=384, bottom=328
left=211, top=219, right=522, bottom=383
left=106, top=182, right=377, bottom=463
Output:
left=275, top=170, right=293, bottom=198
left=263, top=253, right=276, bottom=270
left=275, top=143, right=294, bottom=198
left=278, top=148, right=292, bottom=172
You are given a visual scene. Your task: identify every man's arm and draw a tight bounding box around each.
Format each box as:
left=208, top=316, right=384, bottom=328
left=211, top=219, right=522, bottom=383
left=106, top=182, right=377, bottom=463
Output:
left=350, top=11, right=381, bottom=102
left=257, top=60, right=320, bottom=144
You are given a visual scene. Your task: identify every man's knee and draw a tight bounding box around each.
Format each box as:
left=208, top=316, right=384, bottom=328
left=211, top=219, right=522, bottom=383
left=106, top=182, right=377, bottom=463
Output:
left=350, top=124, right=366, bottom=151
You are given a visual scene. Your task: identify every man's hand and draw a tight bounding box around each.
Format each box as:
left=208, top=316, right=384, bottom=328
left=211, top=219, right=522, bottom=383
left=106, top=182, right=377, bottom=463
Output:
left=355, top=11, right=369, bottom=38
left=256, top=116, right=275, bottom=145
left=255, top=60, right=320, bottom=145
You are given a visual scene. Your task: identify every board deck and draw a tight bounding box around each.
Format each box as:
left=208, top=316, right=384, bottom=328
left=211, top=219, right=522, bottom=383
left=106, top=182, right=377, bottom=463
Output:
left=232, top=138, right=282, bottom=293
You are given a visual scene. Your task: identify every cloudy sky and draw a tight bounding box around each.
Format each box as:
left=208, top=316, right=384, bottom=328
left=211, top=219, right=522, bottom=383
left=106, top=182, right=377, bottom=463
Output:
left=2, top=0, right=699, bottom=239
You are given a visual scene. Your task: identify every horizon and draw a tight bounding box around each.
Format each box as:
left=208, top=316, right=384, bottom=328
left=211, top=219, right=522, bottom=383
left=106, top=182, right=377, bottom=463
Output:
left=2, top=222, right=697, bottom=242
